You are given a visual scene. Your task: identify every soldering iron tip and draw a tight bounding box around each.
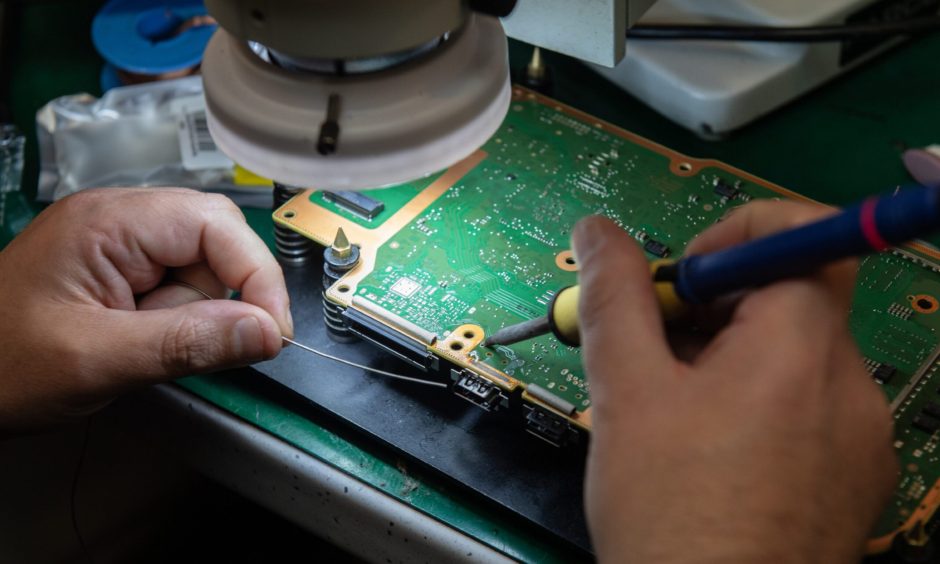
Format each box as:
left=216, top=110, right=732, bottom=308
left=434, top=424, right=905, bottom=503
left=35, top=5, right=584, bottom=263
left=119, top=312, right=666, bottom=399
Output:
left=906, top=520, right=929, bottom=546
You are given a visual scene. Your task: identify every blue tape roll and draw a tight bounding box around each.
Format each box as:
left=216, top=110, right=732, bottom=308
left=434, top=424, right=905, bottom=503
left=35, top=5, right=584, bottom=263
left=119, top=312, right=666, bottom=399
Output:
left=92, top=0, right=216, bottom=75
left=99, top=63, right=123, bottom=92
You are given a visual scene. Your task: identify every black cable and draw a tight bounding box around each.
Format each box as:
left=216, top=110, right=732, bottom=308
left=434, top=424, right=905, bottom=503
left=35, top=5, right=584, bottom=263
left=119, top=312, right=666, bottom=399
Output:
left=627, top=16, right=940, bottom=42
left=70, top=415, right=95, bottom=564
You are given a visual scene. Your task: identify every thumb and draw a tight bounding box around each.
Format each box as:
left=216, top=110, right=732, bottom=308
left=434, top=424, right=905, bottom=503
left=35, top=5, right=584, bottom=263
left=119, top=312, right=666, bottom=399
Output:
left=88, top=300, right=283, bottom=384
left=573, top=216, right=674, bottom=411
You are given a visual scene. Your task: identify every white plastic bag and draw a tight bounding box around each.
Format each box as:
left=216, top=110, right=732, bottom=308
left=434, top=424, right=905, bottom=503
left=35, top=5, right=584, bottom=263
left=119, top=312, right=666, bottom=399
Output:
left=36, top=76, right=272, bottom=207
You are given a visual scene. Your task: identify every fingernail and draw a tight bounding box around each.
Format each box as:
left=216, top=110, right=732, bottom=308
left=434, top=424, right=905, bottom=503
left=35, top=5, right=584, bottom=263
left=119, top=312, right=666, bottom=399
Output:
left=283, top=301, right=295, bottom=336
left=232, top=316, right=263, bottom=360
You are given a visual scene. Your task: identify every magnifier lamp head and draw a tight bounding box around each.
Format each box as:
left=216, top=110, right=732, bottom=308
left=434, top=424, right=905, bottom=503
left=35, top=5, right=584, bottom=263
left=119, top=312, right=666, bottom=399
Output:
left=201, top=4, right=510, bottom=190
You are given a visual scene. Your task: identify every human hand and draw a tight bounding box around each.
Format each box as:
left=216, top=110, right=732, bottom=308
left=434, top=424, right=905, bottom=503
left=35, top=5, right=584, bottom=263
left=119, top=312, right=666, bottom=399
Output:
left=0, top=188, right=291, bottom=429
left=575, top=202, right=897, bottom=564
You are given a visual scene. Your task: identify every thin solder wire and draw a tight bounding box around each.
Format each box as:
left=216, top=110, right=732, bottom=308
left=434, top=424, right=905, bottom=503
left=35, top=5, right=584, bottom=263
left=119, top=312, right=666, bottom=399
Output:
left=164, top=280, right=445, bottom=388
left=281, top=337, right=446, bottom=388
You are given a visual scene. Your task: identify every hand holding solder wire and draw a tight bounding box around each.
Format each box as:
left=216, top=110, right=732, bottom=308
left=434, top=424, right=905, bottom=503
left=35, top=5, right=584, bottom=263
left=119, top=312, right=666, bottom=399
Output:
left=577, top=202, right=897, bottom=564
left=0, top=188, right=292, bottom=429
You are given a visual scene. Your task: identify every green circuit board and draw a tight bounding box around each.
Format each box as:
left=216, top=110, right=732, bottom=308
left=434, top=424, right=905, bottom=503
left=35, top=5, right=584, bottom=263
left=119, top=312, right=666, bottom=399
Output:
left=282, top=87, right=940, bottom=548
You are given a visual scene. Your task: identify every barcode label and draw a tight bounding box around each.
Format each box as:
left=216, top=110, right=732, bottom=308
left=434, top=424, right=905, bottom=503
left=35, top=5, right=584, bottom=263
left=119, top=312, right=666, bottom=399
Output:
left=173, top=95, right=233, bottom=171
left=190, top=111, right=217, bottom=153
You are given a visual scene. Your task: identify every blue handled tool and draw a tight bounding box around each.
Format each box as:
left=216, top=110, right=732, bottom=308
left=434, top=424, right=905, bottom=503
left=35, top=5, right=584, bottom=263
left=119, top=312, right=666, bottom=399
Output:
left=483, top=185, right=940, bottom=348
left=665, top=184, right=940, bottom=304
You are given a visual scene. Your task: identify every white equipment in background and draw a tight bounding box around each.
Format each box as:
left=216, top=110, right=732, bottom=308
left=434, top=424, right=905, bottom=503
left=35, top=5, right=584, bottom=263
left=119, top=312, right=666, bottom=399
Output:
left=592, top=0, right=939, bottom=136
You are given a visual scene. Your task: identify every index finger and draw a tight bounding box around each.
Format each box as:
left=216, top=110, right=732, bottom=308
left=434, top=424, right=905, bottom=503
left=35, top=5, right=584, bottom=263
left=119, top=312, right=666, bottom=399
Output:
left=102, top=189, right=292, bottom=336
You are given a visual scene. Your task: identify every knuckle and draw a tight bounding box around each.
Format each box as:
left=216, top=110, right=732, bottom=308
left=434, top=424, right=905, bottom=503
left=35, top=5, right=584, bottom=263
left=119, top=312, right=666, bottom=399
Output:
left=57, top=188, right=142, bottom=228
left=781, top=204, right=830, bottom=228
left=733, top=199, right=779, bottom=223
left=736, top=199, right=773, bottom=216
left=55, top=189, right=103, bottom=216
left=198, top=193, right=246, bottom=225
left=200, top=192, right=241, bottom=215
left=741, top=199, right=830, bottom=234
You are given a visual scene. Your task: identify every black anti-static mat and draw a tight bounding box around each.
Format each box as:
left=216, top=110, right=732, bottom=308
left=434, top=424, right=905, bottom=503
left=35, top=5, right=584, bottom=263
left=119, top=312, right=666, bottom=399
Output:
left=254, top=256, right=592, bottom=553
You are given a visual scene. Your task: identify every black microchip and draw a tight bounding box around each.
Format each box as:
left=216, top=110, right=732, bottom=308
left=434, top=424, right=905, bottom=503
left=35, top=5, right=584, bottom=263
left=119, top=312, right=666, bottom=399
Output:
left=924, top=401, right=940, bottom=419
left=873, top=363, right=897, bottom=384
left=323, top=190, right=385, bottom=219
left=713, top=179, right=739, bottom=199
left=913, top=415, right=940, bottom=434
left=644, top=239, right=670, bottom=258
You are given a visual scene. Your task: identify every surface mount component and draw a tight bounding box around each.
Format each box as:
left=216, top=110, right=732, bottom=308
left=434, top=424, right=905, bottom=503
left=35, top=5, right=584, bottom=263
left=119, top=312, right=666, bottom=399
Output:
left=273, top=86, right=940, bottom=553
left=323, top=191, right=385, bottom=220
left=643, top=239, right=670, bottom=258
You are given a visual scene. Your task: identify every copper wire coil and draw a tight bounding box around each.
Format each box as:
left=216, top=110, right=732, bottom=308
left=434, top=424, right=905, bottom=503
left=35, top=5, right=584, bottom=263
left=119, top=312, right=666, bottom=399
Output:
left=112, top=15, right=215, bottom=86
left=115, top=65, right=202, bottom=85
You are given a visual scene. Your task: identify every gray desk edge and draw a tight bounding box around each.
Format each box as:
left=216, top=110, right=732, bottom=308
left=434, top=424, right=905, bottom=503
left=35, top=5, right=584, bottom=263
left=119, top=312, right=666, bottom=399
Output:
left=116, top=383, right=515, bottom=564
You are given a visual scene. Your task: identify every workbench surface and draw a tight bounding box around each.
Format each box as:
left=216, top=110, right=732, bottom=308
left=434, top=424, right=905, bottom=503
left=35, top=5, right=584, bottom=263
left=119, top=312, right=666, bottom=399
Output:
left=4, top=2, right=939, bottom=561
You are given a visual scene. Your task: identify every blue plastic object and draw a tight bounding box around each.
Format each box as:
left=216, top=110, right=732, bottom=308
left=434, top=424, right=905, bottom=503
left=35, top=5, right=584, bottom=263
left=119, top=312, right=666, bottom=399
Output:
left=92, top=0, right=215, bottom=76
left=99, top=63, right=123, bottom=92
left=673, top=185, right=940, bottom=304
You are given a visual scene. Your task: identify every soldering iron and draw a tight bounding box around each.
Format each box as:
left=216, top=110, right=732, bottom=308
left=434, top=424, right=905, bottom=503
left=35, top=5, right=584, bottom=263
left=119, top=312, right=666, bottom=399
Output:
left=483, top=185, right=940, bottom=348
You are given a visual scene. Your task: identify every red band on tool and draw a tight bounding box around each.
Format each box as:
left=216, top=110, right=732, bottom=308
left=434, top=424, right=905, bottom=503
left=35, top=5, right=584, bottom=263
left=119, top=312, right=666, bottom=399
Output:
left=860, top=198, right=889, bottom=251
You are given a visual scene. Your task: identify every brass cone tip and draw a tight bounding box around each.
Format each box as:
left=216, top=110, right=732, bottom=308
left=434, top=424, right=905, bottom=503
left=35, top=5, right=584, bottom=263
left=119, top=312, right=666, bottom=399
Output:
left=527, top=47, right=545, bottom=81
left=331, top=227, right=352, bottom=258
left=906, top=520, right=930, bottom=547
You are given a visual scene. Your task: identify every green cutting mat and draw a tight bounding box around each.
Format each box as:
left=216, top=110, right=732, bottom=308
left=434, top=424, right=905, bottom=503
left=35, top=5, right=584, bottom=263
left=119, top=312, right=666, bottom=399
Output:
left=310, top=89, right=940, bottom=549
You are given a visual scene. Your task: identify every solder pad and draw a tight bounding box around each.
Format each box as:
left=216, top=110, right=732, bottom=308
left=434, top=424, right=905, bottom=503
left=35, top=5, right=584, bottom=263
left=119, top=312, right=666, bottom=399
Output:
left=274, top=86, right=940, bottom=551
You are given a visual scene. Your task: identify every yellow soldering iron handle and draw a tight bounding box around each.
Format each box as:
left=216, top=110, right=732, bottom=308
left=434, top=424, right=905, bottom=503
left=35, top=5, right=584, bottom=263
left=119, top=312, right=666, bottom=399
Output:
left=651, top=259, right=688, bottom=320
left=548, top=259, right=688, bottom=347
left=548, top=285, right=581, bottom=346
